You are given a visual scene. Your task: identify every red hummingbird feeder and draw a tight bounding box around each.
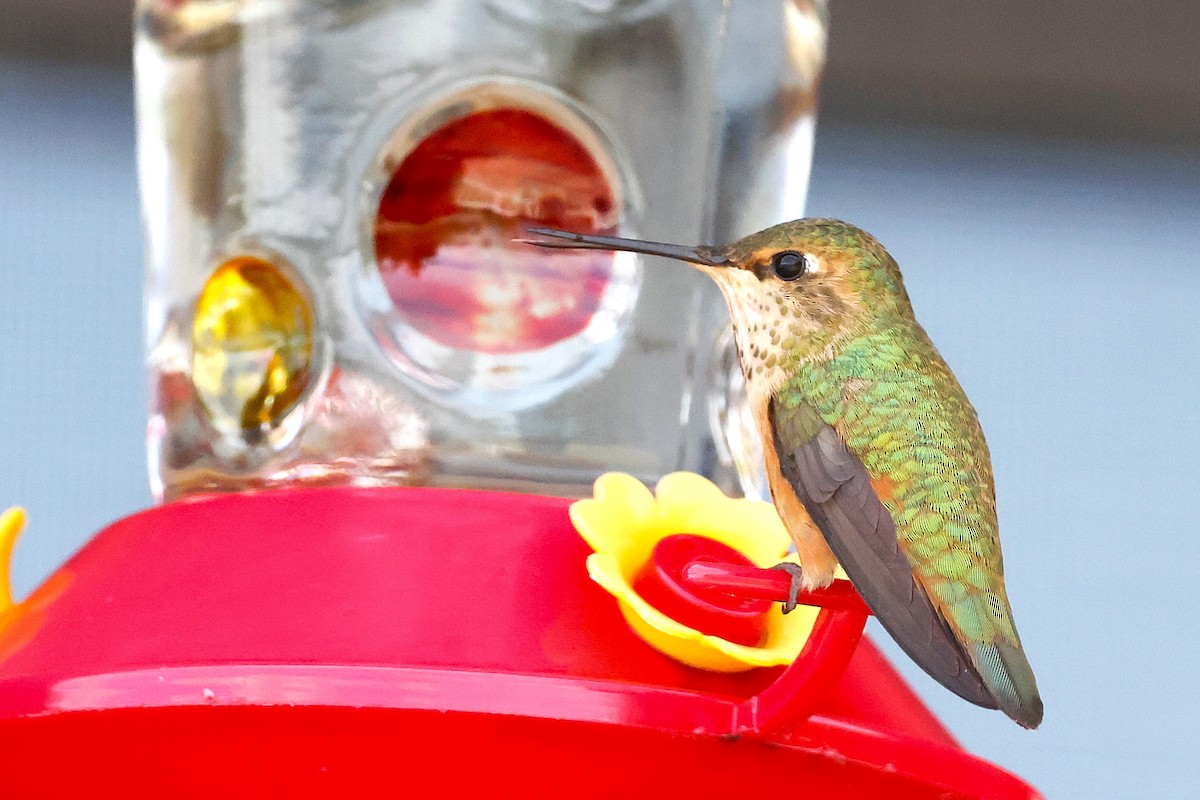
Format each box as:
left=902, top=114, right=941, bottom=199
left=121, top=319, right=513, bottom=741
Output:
left=0, top=1, right=1040, bottom=797
left=0, top=487, right=1038, bottom=797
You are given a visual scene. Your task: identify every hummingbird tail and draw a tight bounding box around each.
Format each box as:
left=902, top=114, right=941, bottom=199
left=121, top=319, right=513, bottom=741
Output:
left=971, top=640, right=1044, bottom=729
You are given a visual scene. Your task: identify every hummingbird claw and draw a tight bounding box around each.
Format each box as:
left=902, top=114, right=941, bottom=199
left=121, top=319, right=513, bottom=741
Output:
left=770, top=562, right=805, bottom=614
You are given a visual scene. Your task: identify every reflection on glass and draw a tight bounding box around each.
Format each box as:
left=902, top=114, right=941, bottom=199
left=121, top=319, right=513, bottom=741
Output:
left=374, top=109, right=618, bottom=355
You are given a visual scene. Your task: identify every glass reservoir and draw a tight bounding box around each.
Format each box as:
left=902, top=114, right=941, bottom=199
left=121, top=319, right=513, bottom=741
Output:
left=136, top=0, right=827, bottom=501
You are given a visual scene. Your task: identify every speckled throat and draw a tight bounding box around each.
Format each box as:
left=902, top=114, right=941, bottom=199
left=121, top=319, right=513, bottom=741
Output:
left=701, top=264, right=859, bottom=405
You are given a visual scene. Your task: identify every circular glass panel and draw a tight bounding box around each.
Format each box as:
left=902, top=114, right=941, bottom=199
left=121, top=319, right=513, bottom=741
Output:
left=374, top=107, right=619, bottom=356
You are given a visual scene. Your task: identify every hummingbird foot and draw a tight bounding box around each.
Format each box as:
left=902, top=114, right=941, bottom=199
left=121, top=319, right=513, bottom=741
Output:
left=769, top=562, right=806, bottom=614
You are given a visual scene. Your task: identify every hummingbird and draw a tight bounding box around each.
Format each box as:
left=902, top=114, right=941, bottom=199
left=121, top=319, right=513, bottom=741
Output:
left=526, top=219, right=1043, bottom=729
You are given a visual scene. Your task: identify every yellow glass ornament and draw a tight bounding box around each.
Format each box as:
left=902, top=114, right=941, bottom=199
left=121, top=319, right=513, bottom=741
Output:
left=191, top=256, right=315, bottom=440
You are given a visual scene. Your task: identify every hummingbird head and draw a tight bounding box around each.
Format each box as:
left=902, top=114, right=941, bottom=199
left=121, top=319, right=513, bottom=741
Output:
left=525, top=219, right=913, bottom=391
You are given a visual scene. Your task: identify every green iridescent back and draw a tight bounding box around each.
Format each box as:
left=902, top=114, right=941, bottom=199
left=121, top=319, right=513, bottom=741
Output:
left=780, top=319, right=1022, bottom=649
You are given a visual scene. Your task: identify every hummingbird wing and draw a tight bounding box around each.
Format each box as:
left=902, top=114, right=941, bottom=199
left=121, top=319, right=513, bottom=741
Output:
left=768, top=397, right=998, bottom=710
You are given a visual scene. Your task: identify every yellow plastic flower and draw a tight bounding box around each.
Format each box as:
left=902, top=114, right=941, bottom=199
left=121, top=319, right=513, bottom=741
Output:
left=0, top=508, right=74, bottom=661
left=570, top=472, right=819, bottom=672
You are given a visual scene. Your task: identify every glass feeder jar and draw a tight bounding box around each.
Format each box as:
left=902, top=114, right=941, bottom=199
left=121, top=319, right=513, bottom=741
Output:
left=135, top=0, right=828, bottom=501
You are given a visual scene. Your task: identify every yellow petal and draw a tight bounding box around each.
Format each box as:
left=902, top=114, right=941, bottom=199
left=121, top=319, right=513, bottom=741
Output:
left=572, top=473, right=666, bottom=575
left=742, top=506, right=794, bottom=563
left=691, top=500, right=790, bottom=566
left=593, top=472, right=656, bottom=522
left=585, top=552, right=625, bottom=595
left=0, top=507, right=25, bottom=611
left=569, top=498, right=626, bottom=556
left=652, top=472, right=729, bottom=538
left=654, top=471, right=728, bottom=511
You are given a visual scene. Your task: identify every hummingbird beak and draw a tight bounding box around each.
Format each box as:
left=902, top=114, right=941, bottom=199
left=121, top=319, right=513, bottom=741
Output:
left=520, top=227, right=730, bottom=268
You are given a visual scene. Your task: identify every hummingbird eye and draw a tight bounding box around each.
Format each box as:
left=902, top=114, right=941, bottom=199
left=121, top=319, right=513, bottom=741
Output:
left=770, top=251, right=809, bottom=281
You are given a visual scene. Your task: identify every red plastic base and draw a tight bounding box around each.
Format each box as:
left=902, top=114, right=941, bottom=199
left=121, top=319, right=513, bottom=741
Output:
left=0, top=487, right=1040, bottom=798
left=0, top=706, right=1018, bottom=798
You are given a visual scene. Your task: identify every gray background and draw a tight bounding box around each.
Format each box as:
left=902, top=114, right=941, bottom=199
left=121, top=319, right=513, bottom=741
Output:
left=1, top=3, right=1198, bottom=797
